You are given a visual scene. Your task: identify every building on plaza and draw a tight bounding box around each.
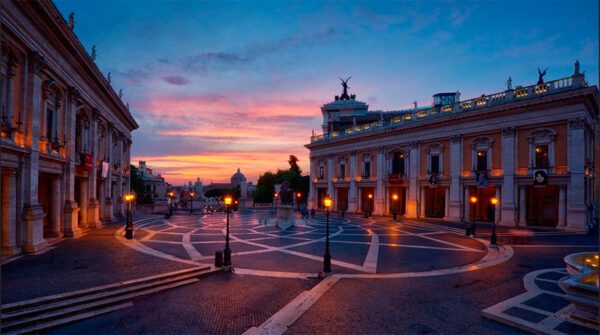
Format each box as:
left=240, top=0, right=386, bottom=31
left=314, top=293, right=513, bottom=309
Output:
left=306, top=63, right=598, bottom=232
left=1, top=0, right=138, bottom=256
left=136, top=161, right=169, bottom=204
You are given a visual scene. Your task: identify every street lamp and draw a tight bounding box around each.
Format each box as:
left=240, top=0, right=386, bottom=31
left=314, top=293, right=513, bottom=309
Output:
left=490, top=197, right=498, bottom=246
left=223, top=195, right=233, bottom=268
left=468, top=196, right=477, bottom=236
left=365, top=193, right=373, bottom=218
left=392, top=194, right=399, bottom=221
left=189, top=190, right=195, bottom=215
left=168, top=191, right=174, bottom=217
left=323, top=195, right=333, bottom=274
left=124, top=193, right=135, bottom=240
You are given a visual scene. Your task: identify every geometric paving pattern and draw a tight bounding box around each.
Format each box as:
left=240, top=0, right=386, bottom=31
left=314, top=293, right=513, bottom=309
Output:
left=121, top=211, right=511, bottom=279
left=482, top=268, right=598, bottom=335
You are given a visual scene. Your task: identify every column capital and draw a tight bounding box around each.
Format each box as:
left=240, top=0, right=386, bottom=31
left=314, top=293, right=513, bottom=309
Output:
left=502, top=126, right=516, bottom=137
left=451, top=135, right=461, bottom=143
left=28, top=50, right=47, bottom=74
left=568, top=117, right=586, bottom=130
left=68, top=86, right=81, bottom=100
left=410, top=141, right=419, bottom=150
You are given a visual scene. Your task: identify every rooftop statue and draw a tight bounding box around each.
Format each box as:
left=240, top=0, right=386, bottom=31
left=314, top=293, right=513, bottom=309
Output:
left=91, top=45, right=96, bottom=61
left=68, top=12, right=75, bottom=30
left=537, top=67, right=548, bottom=85
left=574, top=60, right=580, bottom=75
left=339, top=76, right=352, bottom=100
left=506, top=76, right=513, bottom=90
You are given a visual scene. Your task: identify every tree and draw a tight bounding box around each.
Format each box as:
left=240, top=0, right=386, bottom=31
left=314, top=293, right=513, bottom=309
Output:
left=288, top=155, right=301, bottom=175
left=130, top=165, right=145, bottom=198
left=253, top=171, right=276, bottom=203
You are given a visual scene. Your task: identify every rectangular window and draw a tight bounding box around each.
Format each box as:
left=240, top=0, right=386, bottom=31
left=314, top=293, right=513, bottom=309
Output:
left=430, top=155, right=440, bottom=174
left=392, top=152, right=405, bottom=176
left=46, top=108, right=55, bottom=141
left=476, top=150, right=487, bottom=171
left=339, top=164, right=346, bottom=179
left=319, top=166, right=325, bottom=180
left=535, top=145, right=549, bottom=168
left=363, top=162, right=371, bottom=178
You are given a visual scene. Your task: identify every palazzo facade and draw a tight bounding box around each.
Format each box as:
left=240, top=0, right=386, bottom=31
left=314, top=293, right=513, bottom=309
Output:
left=307, top=64, right=598, bottom=232
left=1, top=0, right=138, bottom=256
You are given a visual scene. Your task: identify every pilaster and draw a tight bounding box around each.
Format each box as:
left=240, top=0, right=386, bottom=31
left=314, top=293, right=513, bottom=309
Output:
left=500, top=127, right=517, bottom=225
left=448, top=135, right=462, bottom=220
left=406, top=142, right=419, bottom=218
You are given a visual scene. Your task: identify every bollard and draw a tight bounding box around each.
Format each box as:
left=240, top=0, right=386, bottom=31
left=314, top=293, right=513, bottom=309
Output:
left=215, top=251, right=223, bottom=267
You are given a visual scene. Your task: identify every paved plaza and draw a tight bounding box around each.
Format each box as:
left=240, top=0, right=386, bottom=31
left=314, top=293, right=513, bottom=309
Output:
left=2, top=210, right=597, bottom=334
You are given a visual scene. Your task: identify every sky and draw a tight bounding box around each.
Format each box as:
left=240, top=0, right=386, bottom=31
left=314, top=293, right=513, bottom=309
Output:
left=54, top=0, right=598, bottom=185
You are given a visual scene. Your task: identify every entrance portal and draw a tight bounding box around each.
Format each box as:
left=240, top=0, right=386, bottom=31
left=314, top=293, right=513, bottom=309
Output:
left=526, top=185, right=559, bottom=227
left=360, top=187, right=375, bottom=213
left=388, top=187, right=406, bottom=215
left=336, top=188, right=348, bottom=211
left=424, top=186, right=445, bottom=218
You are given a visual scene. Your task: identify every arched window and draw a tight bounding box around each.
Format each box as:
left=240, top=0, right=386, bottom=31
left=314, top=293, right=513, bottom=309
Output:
left=391, top=151, right=407, bottom=176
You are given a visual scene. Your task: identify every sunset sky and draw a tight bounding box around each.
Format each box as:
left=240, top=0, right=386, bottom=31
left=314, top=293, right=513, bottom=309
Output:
left=54, top=1, right=598, bottom=185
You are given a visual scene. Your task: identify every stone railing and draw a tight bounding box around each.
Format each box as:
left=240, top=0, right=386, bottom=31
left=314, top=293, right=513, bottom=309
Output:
left=310, top=75, right=585, bottom=144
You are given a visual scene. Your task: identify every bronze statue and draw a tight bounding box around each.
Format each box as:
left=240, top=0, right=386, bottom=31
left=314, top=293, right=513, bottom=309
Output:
left=339, top=76, right=351, bottom=100
left=537, top=67, right=548, bottom=85
left=506, top=76, right=513, bottom=90
left=574, top=60, right=580, bottom=75
left=279, top=180, right=294, bottom=205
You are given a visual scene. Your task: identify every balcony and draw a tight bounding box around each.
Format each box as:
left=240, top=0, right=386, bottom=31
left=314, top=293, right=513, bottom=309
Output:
left=388, top=173, right=405, bottom=181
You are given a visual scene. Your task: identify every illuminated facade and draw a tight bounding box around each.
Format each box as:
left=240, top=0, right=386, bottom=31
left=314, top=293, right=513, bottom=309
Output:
left=1, top=0, right=138, bottom=255
left=306, top=65, right=598, bottom=232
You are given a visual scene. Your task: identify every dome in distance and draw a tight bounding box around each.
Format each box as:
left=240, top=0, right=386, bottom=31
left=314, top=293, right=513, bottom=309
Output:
left=231, top=168, right=246, bottom=188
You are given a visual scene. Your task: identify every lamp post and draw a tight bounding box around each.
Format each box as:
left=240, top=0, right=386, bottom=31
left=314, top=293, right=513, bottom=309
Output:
left=124, top=193, right=135, bottom=239
left=223, top=195, right=233, bottom=268
left=392, top=194, right=399, bottom=221
left=469, top=196, right=477, bottom=236
left=168, top=191, right=174, bottom=217
left=189, top=190, right=195, bottom=215
left=323, top=195, right=333, bottom=274
left=296, top=192, right=302, bottom=209
left=490, top=197, right=498, bottom=246
left=366, top=193, right=373, bottom=218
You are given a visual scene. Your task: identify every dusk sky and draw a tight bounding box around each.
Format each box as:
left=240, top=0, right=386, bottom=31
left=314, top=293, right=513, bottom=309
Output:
left=54, top=0, right=598, bottom=185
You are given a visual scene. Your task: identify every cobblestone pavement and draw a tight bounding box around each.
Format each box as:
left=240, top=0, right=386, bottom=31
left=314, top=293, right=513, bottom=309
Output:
left=5, top=210, right=597, bottom=334
left=45, top=272, right=318, bottom=335
left=128, top=210, right=491, bottom=277
left=1, top=214, right=194, bottom=304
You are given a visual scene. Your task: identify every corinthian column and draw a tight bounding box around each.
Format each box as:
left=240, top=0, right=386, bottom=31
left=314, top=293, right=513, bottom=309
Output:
left=63, top=86, right=81, bottom=238
left=2, top=169, right=20, bottom=256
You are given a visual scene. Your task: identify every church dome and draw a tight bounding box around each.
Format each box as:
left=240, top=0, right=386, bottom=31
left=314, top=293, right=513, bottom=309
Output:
left=231, top=168, right=246, bottom=188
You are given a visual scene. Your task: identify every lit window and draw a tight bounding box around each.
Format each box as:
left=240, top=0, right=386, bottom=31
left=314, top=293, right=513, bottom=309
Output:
left=392, top=152, right=405, bottom=176
left=476, top=150, right=487, bottom=171
left=535, top=145, right=549, bottom=168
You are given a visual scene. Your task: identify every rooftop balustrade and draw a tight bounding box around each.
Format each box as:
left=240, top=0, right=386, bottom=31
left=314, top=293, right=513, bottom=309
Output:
left=310, top=75, right=586, bottom=144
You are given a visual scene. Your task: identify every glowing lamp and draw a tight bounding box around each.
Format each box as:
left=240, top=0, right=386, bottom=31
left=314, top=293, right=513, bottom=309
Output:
left=190, top=191, right=195, bottom=197
left=224, top=195, right=233, bottom=206
left=323, top=195, right=333, bottom=208
left=168, top=191, right=174, bottom=198
left=274, top=192, right=278, bottom=198
left=124, top=193, right=135, bottom=202
left=297, top=192, right=302, bottom=198
left=490, top=197, right=498, bottom=205
left=392, top=194, right=399, bottom=201
left=469, top=196, right=477, bottom=204
left=535, top=147, right=541, bottom=153
left=368, top=194, right=373, bottom=199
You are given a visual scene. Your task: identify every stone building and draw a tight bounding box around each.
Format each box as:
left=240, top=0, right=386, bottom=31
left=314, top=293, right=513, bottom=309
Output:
left=136, top=161, right=168, bottom=204
left=306, top=64, right=598, bottom=232
left=1, top=0, right=138, bottom=256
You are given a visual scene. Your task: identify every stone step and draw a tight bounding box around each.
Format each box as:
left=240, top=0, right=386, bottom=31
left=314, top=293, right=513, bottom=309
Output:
left=0, top=278, right=200, bottom=333
left=1, top=266, right=209, bottom=313
left=2, top=302, right=134, bottom=335
left=1, top=270, right=208, bottom=322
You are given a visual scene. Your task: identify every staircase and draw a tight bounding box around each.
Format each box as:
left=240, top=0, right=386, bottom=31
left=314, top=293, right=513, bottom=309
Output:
left=1, top=266, right=218, bottom=335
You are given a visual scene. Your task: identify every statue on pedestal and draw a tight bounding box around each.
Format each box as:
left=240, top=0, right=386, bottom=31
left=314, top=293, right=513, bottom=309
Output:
left=537, top=67, right=548, bottom=85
